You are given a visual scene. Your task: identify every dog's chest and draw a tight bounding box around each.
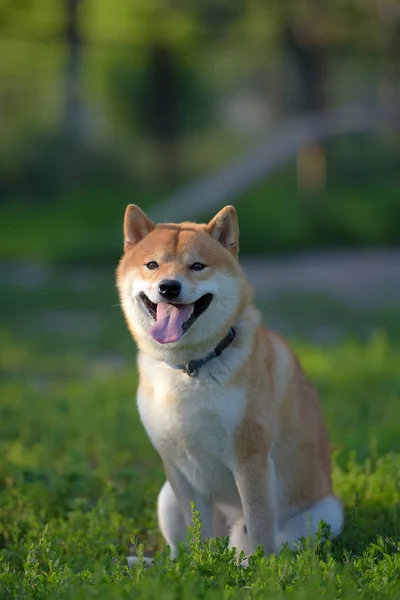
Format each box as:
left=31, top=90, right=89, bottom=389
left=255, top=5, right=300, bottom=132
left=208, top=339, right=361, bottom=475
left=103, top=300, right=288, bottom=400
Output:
left=137, top=372, right=245, bottom=497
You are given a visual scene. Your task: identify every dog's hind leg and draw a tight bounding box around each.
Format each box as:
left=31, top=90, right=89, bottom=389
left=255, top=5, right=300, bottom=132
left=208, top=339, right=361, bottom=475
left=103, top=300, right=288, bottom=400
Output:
left=228, top=495, right=343, bottom=565
left=277, top=494, right=343, bottom=550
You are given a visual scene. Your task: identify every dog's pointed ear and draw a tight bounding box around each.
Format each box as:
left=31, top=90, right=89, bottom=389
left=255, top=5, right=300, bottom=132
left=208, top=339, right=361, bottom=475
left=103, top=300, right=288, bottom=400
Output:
left=123, top=204, right=155, bottom=251
left=206, top=206, right=239, bottom=257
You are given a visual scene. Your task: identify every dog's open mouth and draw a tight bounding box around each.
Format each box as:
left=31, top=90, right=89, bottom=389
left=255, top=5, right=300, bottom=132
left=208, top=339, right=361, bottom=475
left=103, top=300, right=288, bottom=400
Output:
left=140, top=292, right=213, bottom=345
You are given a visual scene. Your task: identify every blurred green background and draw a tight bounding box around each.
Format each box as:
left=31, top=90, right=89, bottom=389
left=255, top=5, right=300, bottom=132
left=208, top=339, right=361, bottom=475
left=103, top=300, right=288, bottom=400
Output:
left=0, top=2, right=400, bottom=596
left=0, top=0, right=399, bottom=261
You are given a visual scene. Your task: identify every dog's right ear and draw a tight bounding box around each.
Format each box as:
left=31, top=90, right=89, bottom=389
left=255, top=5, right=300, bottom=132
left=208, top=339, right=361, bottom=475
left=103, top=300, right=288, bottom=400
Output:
left=123, top=204, right=155, bottom=251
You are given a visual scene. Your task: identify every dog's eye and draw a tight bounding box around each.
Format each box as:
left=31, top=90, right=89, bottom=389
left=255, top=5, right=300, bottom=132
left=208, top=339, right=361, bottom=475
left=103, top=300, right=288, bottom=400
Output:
left=190, top=262, right=206, bottom=271
left=146, top=261, right=159, bottom=270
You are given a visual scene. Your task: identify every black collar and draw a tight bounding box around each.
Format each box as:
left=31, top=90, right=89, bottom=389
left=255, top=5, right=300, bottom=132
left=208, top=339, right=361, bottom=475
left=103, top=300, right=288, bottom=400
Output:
left=166, top=328, right=236, bottom=377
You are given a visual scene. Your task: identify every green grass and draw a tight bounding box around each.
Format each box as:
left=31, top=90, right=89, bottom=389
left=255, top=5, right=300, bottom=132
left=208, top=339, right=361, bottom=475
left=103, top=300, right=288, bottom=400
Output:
left=0, top=267, right=399, bottom=598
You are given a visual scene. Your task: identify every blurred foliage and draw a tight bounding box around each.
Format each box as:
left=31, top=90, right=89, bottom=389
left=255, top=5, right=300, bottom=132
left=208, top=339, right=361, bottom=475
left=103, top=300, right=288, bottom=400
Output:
left=111, top=46, right=210, bottom=139
left=0, top=132, right=141, bottom=201
left=235, top=134, right=400, bottom=254
left=0, top=0, right=399, bottom=245
left=0, top=134, right=398, bottom=262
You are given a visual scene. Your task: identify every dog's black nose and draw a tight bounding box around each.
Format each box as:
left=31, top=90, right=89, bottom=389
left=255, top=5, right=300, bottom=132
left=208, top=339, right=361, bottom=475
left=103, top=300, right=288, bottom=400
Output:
left=158, top=279, right=182, bottom=299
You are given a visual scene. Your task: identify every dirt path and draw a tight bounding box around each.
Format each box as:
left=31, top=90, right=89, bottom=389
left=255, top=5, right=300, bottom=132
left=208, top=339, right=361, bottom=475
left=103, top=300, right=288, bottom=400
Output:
left=241, top=249, right=400, bottom=306
left=1, top=249, right=399, bottom=307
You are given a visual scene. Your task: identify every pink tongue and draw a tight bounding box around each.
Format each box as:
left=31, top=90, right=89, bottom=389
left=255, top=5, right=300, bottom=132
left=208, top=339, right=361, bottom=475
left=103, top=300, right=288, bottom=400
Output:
left=150, top=303, right=192, bottom=344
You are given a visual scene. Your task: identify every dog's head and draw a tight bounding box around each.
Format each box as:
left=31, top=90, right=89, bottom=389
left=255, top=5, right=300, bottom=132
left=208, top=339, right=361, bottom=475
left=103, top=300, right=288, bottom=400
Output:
left=116, top=205, right=251, bottom=357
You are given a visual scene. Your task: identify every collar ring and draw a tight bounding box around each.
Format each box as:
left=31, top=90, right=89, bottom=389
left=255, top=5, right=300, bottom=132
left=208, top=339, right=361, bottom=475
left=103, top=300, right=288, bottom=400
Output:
left=184, top=361, right=199, bottom=377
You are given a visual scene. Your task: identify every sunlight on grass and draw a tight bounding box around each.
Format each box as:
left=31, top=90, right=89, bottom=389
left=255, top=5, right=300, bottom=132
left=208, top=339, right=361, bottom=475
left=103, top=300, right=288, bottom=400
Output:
left=0, top=275, right=399, bottom=598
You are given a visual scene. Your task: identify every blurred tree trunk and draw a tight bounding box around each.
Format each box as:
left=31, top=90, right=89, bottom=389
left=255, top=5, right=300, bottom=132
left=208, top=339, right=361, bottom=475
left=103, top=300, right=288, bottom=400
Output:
left=392, top=19, right=400, bottom=138
left=145, top=43, right=181, bottom=186
left=279, top=2, right=328, bottom=191
left=280, top=10, right=329, bottom=192
left=282, top=25, right=328, bottom=114
left=387, top=11, right=400, bottom=140
left=63, top=0, right=85, bottom=143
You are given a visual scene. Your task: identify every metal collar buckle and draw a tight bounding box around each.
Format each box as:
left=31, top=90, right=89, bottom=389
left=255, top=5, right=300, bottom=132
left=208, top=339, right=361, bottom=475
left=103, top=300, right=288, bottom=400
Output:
left=183, top=361, right=199, bottom=378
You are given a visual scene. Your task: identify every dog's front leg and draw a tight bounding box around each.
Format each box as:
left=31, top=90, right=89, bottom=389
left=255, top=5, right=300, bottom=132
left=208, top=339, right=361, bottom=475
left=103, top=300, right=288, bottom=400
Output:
left=234, top=455, right=277, bottom=557
left=164, top=461, right=214, bottom=540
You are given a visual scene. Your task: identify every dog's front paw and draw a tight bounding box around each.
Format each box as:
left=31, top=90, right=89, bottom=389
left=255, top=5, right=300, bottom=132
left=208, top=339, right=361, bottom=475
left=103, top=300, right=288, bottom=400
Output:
left=238, top=555, right=250, bottom=568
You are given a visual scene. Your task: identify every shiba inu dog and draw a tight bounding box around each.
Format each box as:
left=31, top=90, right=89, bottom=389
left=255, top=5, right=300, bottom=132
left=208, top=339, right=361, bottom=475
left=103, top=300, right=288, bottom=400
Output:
left=116, top=204, right=343, bottom=565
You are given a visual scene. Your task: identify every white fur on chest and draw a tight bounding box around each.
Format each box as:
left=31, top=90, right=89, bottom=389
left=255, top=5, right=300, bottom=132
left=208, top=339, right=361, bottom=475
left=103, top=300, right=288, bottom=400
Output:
left=137, top=356, right=245, bottom=503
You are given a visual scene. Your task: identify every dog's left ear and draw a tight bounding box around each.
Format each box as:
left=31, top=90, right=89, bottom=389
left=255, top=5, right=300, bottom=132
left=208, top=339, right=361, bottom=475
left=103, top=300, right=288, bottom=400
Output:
left=206, top=206, right=239, bottom=258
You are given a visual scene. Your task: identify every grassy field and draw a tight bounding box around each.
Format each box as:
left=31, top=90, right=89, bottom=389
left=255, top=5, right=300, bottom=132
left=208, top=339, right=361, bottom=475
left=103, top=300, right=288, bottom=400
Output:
left=0, top=264, right=399, bottom=598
